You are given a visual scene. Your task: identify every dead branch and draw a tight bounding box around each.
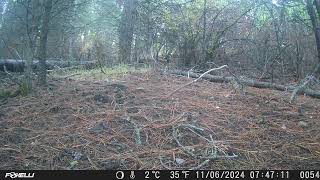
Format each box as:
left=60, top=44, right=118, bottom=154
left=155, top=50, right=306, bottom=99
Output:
left=167, top=65, right=228, bottom=97
left=2, top=65, right=22, bottom=86
left=290, top=75, right=314, bottom=103
left=172, top=125, right=197, bottom=158
left=170, top=70, right=320, bottom=99
left=172, top=123, right=238, bottom=160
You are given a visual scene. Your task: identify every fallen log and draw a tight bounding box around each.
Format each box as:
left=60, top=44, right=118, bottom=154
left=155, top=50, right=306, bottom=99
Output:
left=170, top=70, right=320, bottom=99
left=0, top=59, right=96, bottom=72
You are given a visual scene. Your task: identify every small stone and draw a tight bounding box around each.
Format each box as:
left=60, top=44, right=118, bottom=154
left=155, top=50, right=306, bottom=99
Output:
left=175, top=158, right=185, bottom=165
left=63, top=149, right=83, bottom=160
left=298, top=121, right=309, bottom=128
left=72, top=152, right=82, bottom=161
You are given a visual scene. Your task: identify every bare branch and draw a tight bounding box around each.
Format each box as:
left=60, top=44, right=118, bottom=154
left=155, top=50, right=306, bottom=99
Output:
left=167, top=65, right=228, bottom=97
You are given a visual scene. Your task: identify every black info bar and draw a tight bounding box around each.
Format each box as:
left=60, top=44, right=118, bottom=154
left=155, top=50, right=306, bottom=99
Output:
left=0, top=170, right=319, bottom=180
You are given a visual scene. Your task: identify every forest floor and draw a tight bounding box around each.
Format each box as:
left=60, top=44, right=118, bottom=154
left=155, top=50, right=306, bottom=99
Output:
left=0, top=68, right=320, bottom=170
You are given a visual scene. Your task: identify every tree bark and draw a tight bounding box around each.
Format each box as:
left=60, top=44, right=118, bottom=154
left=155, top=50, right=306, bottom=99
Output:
left=202, top=0, right=207, bottom=63
left=314, top=0, right=320, bottom=19
left=0, top=59, right=95, bottom=72
left=118, top=0, right=137, bottom=64
left=0, top=0, right=3, bottom=27
left=170, top=70, right=320, bottom=99
left=38, top=0, right=53, bottom=85
left=306, top=0, right=320, bottom=75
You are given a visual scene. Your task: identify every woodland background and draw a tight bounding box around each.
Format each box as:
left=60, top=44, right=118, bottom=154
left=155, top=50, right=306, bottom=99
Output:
left=1, top=0, right=320, bottom=86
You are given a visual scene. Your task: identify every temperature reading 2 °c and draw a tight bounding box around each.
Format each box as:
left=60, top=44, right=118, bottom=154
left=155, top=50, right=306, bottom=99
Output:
left=145, top=171, right=160, bottom=179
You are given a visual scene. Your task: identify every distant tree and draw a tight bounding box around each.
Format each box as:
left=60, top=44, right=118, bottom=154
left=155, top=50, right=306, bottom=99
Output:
left=118, top=0, right=137, bottom=64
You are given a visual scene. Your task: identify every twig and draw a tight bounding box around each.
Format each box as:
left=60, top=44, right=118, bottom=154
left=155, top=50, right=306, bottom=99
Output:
left=3, top=65, right=22, bottom=86
left=182, top=124, right=204, bottom=132
left=0, top=147, right=21, bottom=153
left=290, top=75, right=314, bottom=103
left=87, top=155, right=98, bottom=170
left=159, top=156, right=172, bottom=170
left=167, top=65, right=228, bottom=97
left=62, top=73, right=81, bottom=79
left=187, top=65, right=200, bottom=78
left=173, top=123, right=238, bottom=161
left=172, top=126, right=197, bottom=158
left=225, top=66, right=244, bottom=92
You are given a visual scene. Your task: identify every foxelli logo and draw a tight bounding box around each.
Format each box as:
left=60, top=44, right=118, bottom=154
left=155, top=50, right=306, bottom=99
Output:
left=5, top=172, right=35, bottom=179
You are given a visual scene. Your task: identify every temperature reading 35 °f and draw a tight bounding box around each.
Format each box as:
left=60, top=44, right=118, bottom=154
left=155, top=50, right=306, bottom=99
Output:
left=170, top=171, right=190, bottom=179
left=145, top=171, right=160, bottom=179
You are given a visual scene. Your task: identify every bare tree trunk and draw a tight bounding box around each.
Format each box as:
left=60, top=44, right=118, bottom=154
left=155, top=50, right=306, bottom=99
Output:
left=314, top=0, right=320, bottom=18
left=38, top=0, right=53, bottom=85
left=23, top=0, right=41, bottom=93
left=118, top=0, right=137, bottom=64
left=24, top=48, right=33, bottom=93
left=306, top=0, right=320, bottom=75
left=202, top=0, right=207, bottom=63
left=0, top=0, right=4, bottom=27
left=68, top=38, right=74, bottom=61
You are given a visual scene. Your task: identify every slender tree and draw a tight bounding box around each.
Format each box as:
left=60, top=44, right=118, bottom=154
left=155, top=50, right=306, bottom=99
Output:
left=118, top=0, right=137, bottom=64
left=38, top=0, right=53, bottom=85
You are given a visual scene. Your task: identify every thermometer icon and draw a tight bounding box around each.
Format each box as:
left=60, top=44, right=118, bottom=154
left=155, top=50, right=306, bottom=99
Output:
left=130, top=171, right=135, bottom=179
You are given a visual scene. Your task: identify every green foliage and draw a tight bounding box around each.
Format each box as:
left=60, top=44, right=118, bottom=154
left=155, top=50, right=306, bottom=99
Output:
left=0, top=82, right=32, bottom=99
left=286, top=1, right=309, bottom=21
left=252, top=6, right=272, bottom=28
left=51, top=64, right=149, bottom=81
left=0, top=90, right=14, bottom=99
left=251, top=1, right=309, bottom=29
left=18, top=81, right=32, bottom=96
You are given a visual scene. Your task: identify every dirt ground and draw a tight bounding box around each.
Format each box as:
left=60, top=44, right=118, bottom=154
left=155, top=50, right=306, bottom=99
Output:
left=0, top=71, right=319, bottom=170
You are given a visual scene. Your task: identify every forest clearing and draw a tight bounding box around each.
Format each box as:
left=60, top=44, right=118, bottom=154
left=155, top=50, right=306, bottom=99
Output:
left=0, top=66, right=319, bottom=170
left=1, top=0, right=320, bottom=173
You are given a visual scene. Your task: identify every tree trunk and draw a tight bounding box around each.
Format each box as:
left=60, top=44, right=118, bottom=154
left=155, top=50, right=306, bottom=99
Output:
left=314, top=0, right=320, bottom=19
left=202, top=0, right=207, bottom=63
left=38, top=0, right=53, bottom=85
left=0, top=59, right=95, bottom=72
left=306, top=0, right=320, bottom=75
left=118, top=0, right=137, bottom=64
left=24, top=48, right=33, bottom=93
left=0, top=0, right=3, bottom=27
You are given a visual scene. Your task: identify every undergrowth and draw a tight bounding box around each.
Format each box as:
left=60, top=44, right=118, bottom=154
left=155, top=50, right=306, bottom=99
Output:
left=0, top=83, right=32, bottom=99
left=50, top=64, right=149, bottom=80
